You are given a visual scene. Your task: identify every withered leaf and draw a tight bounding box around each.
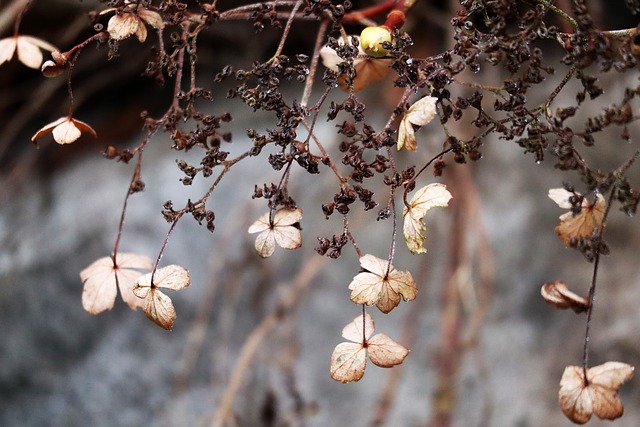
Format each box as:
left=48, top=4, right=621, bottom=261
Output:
left=559, top=362, right=634, bottom=424
left=348, top=254, right=417, bottom=313
left=403, top=183, right=452, bottom=254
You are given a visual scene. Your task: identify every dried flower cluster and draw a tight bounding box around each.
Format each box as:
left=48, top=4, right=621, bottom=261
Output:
left=6, top=0, right=640, bottom=423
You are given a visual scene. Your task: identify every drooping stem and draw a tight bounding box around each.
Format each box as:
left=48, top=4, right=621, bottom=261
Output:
left=12, top=0, right=32, bottom=36
left=581, top=189, right=616, bottom=383
left=150, top=212, right=184, bottom=289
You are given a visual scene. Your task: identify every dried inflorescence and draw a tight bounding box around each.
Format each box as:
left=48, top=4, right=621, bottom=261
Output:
left=9, top=0, right=640, bottom=422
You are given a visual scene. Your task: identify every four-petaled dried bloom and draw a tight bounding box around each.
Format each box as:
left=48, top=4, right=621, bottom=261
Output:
left=559, top=362, right=634, bottom=424
left=31, top=116, right=97, bottom=145
left=403, top=183, right=452, bottom=254
left=104, top=3, right=164, bottom=43
left=360, top=26, right=392, bottom=58
left=0, top=34, right=57, bottom=69
left=320, top=36, right=391, bottom=92
left=548, top=188, right=605, bottom=246
left=348, top=254, right=417, bottom=313
left=330, top=313, right=409, bottom=383
left=133, top=265, right=191, bottom=330
left=248, top=208, right=302, bottom=258
left=398, top=96, right=438, bottom=151
left=80, top=253, right=154, bottom=314
left=541, top=280, right=589, bottom=313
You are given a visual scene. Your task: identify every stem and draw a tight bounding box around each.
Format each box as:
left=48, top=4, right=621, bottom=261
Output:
left=272, top=0, right=303, bottom=60
left=581, top=189, right=616, bottom=383
left=150, top=212, right=184, bottom=289
left=12, top=0, right=32, bottom=36
left=536, top=0, right=577, bottom=28
left=301, top=19, right=329, bottom=107
left=385, top=193, right=397, bottom=277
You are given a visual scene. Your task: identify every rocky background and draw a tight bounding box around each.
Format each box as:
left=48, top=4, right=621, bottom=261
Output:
left=1, top=1, right=640, bottom=426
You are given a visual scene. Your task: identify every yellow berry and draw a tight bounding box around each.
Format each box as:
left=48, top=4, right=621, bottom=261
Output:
left=360, top=26, right=392, bottom=58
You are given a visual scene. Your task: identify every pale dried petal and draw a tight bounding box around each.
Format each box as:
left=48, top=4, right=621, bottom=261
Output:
left=397, top=116, right=416, bottom=151
left=81, top=256, right=119, bottom=314
left=403, top=183, right=452, bottom=254
left=350, top=56, right=390, bottom=92
left=548, top=188, right=574, bottom=209
left=135, top=264, right=190, bottom=290
left=80, top=253, right=153, bottom=314
left=19, top=35, right=57, bottom=52
left=367, top=333, right=409, bottom=368
left=406, top=96, right=438, bottom=126
left=138, top=9, right=164, bottom=29
left=0, top=37, right=17, bottom=65
left=70, top=118, right=98, bottom=138
left=540, top=280, right=589, bottom=313
left=341, top=313, right=375, bottom=342
left=16, top=36, right=44, bottom=69
left=559, top=362, right=634, bottom=424
left=254, top=230, right=276, bottom=258
left=142, top=288, right=176, bottom=330
left=330, top=342, right=366, bottom=383
left=273, top=207, right=303, bottom=226
left=348, top=271, right=384, bottom=307
left=31, top=117, right=67, bottom=141
left=273, top=225, right=302, bottom=250
left=248, top=211, right=271, bottom=233
left=108, top=13, right=140, bottom=40
left=348, top=254, right=417, bottom=313
left=52, top=119, right=81, bottom=144
left=135, top=21, right=148, bottom=43
left=589, top=362, right=634, bottom=390
left=248, top=208, right=302, bottom=257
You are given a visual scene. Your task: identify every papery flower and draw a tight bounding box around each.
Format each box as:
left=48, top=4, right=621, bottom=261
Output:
left=398, top=96, right=438, bottom=151
left=330, top=313, right=409, bottom=383
left=559, top=362, right=634, bottom=424
left=31, top=116, right=97, bottom=145
left=133, top=265, right=191, bottom=330
left=320, top=36, right=391, bottom=92
left=248, top=208, right=302, bottom=258
left=80, top=253, right=154, bottom=314
left=348, top=254, right=417, bottom=313
left=0, top=35, right=57, bottom=69
left=103, top=2, right=164, bottom=43
left=548, top=188, right=605, bottom=246
left=403, top=183, right=452, bottom=254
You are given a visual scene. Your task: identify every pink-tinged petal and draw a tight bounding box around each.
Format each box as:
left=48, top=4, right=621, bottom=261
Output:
left=52, top=119, right=81, bottom=145
left=31, top=116, right=68, bottom=141
left=142, top=288, right=176, bottom=330
left=0, top=37, right=17, bottom=65
left=116, top=267, right=147, bottom=310
left=16, top=36, right=43, bottom=69
left=348, top=271, right=383, bottom=306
